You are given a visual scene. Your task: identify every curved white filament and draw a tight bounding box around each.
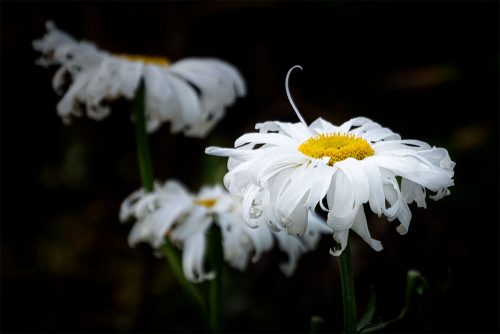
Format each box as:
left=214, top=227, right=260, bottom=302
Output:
left=285, top=65, right=308, bottom=126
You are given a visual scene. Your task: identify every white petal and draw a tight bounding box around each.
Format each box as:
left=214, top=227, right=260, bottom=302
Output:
left=309, top=117, right=338, bottom=134
left=338, top=117, right=372, bottom=133
left=205, top=146, right=261, bottom=161
left=150, top=200, right=192, bottom=248
left=143, top=65, right=178, bottom=132
left=359, top=160, right=385, bottom=216
left=304, top=162, right=336, bottom=208
left=275, top=121, right=312, bottom=141
left=401, top=178, right=427, bottom=208
left=335, top=158, right=370, bottom=205
left=119, top=188, right=146, bottom=222
left=255, top=121, right=281, bottom=133
left=326, top=171, right=359, bottom=230
left=274, top=231, right=306, bottom=276
left=182, top=220, right=215, bottom=283
left=169, top=206, right=208, bottom=242
left=284, top=203, right=308, bottom=237
left=249, top=147, right=304, bottom=184
left=350, top=206, right=383, bottom=252
left=302, top=210, right=331, bottom=250
left=382, top=174, right=411, bottom=235
left=128, top=220, right=155, bottom=247
left=235, top=132, right=298, bottom=148
left=162, top=74, right=202, bottom=126
left=361, top=127, right=400, bottom=142
left=367, top=155, right=453, bottom=192
left=330, top=230, right=350, bottom=256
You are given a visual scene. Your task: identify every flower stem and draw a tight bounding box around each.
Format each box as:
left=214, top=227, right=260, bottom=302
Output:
left=338, top=240, right=357, bottom=334
left=132, top=81, right=154, bottom=192
left=208, top=224, right=224, bottom=333
left=132, top=80, right=208, bottom=323
left=161, top=242, right=208, bottom=321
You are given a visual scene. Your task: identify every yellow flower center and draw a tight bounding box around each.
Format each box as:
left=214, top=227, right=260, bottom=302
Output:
left=193, top=198, right=217, bottom=208
left=298, top=132, right=374, bottom=166
left=115, top=53, right=170, bottom=66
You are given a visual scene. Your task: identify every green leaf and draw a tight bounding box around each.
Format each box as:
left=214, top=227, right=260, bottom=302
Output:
left=357, top=285, right=378, bottom=332
left=358, top=270, right=430, bottom=333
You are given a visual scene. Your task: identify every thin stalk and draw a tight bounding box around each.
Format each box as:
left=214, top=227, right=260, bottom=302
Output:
left=338, top=240, right=357, bottom=334
left=161, top=242, right=208, bottom=320
left=208, top=224, right=224, bottom=333
left=132, top=81, right=154, bottom=192
left=132, top=80, right=208, bottom=322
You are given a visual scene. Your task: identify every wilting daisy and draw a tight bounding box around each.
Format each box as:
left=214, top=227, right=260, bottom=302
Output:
left=206, top=66, right=455, bottom=255
left=33, top=21, right=246, bottom=137
left=120, top=179, right=330, bottom=282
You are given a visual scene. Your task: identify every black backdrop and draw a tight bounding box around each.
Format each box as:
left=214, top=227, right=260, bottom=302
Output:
left=1, top=1, right=499, bottom=333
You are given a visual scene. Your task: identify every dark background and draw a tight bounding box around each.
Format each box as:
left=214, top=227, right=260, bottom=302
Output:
left=1, top=1, right=498, bottom=333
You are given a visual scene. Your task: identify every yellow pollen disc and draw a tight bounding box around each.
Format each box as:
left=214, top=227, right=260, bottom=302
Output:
left=193, top=198, right=217, bottom=208
left=115, top=53, right=170, bottom=66
left=298, top=132, right=374, bottom=166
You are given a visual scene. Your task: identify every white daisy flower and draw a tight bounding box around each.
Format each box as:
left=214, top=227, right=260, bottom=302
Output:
left=206, top=66, right=455, bottom=256
left=120, top=179, right=330, bottom=282
left=33, top=21, right=246, bottom=137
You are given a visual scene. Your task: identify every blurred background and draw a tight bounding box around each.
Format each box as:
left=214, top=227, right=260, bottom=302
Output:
left=1, top=1, right=498, bottom=333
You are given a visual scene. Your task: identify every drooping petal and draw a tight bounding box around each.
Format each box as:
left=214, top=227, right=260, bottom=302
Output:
left=335, top=158, right=370, bottom=205
left=149, top=200, right=193, bottom=248
left=350, top=206, right=383, bottom=252
left=274, top=231, right=307, bottom=276
left=382, top=173, right=412, bottom=235
left=330, top=229, right=350, bottom=256
left=162, top=74, right=202, bottom=126
left=302, top=210, right=331, bottom=250
left=169, top=206, right=209, bottom=242
left=326, top=171, right=360, bottom=231
left=143, top=65, right=178, bottom=132
left=367, top=155, right=454, bottom=192
left=401, top=178, right=427, bottom=208
left=304, top=162, right=336, bottom=208
left=359, top=159, right=385, bottom=216
left=181, top=218, right=215, bottom=283
left=218, top=212, right=273, bottom=270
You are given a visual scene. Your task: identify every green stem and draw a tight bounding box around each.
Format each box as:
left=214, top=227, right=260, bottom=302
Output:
left=132, top=80, right=208, bottom=323
left=161, top=242, right=208, bottom=320
left=338, top=240, right=357, bottom=334
left=208, top=225, right=224, bottom=333
left=132, top=81, right=154, bottom=192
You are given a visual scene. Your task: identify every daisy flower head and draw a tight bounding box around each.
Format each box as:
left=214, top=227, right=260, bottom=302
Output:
left=206, top=66, right=455, bottom=256
left=33, top=21, right=246, bottom=137
left=120, top=179, right=330, bottom=282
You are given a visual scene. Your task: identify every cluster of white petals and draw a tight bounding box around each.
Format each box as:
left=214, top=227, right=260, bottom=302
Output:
left=206, top=78, right=455, bottom=255
left=120, top=180, right=331, bottom=282
left=33, top=21, right=246, bottom=137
